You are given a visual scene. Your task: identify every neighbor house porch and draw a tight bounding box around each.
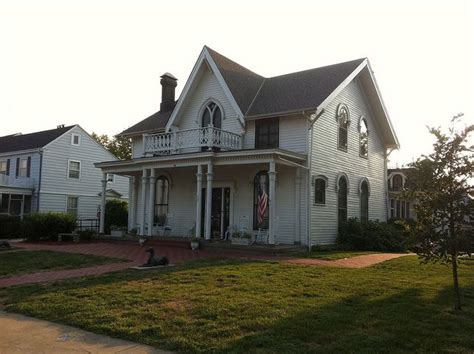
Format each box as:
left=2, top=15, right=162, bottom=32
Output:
left=96, top=149, right=308, bottom=245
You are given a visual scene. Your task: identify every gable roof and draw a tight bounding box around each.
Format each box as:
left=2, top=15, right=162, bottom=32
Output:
left=120, top=106, right=174, bottom=137
left=0, top=125, right=75, bottom=154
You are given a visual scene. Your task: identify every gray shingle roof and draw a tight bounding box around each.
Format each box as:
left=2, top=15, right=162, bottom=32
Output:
left=119, top=47, right=366, bottom=136
left=0, top=125, right=75, bottom=153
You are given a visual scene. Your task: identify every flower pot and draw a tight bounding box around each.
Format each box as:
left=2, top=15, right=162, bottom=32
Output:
left=190, top=241, right=200, bottom=250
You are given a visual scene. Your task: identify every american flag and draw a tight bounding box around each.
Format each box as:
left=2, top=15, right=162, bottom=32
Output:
left=257, top=183, right=268, bottom=227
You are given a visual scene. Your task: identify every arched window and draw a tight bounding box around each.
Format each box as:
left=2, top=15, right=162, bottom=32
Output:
left=337, top=104, right=350, bottom=151
left=154, top=176, right=169, bottom=225
left=337, top=175, right=348, bottom=225
left=392, top=174, right=403, bottom=189
left=359, top=117, right=368, bottom=158
left=360, top=180, right=369, bottom=222
left=201, top=101, right=222, bottom=129
left=253, top=171, right=269, bottom=230
left=314, top=175, right=328, bottom=204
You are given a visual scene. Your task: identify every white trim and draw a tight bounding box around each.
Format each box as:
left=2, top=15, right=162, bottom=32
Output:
left=65, top=195, right=79, bottom=217
left=165, top=46, right=244, bottom=132
left=335, top=172, right=350, bottom=192
left=67, top=159, right=81, bottom=180
left=71, top=133, right=81, bottom=146
left=197, top=98, right=225, bottom=126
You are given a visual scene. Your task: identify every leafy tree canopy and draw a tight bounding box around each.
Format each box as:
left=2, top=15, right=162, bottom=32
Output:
left=92, top=133, right=131, bottom=160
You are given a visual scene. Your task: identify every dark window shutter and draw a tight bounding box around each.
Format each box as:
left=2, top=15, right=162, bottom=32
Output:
left=6, top=159, right=10, bottom=176
left=15, top=158, right=19, bottom=177
left=27, top=156, right=31, bottom=177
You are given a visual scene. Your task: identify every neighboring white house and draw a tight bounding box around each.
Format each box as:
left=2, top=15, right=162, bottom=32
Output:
left=0, top=125, right=129, bottom=221
left=96, top=46, right=399, bottom=246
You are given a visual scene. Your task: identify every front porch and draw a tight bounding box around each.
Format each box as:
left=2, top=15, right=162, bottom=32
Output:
left=97, top=149, right=308, bottom=246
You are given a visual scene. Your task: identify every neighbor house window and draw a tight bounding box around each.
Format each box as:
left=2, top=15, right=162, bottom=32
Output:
left=314, top=177, right=327, bottom=204
left=392, top=174, right=403, bottom=189
left=154, top=176, right=169, bottom=225
left=66, top=196, right=78, bottom=217
left=390, top=199, right=395, bottom=218
left=68, top=160, right=81, bottom=179
left=337, top=104, right=350, bottom=151
left=18, top=158, right=28, bottom=177
left=337, top=174, right=348, bottom=225
left=253, top=171, right=269, bottom=229
left=360, top=180, right=369, bottom=222
left=359, top=117, right=368, bottom=158
left=71, top=133, right=81, bottom=146
left=0, top=160, right=8, bottom=175
left=255, top=118, right=279, bottom=149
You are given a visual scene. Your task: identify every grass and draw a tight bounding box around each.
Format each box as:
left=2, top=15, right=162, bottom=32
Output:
left=0, top=250, right=124, bottom=278
left=300, top=250, right=377, bottom=260
left=1, top=256, right=473, bottom=353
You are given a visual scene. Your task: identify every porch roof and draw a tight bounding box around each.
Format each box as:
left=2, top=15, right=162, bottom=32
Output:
left=95, top=148, right=306, bottom=174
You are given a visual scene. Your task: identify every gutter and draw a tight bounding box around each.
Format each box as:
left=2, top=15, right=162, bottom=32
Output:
left=36, top=149, right=43, bottom=211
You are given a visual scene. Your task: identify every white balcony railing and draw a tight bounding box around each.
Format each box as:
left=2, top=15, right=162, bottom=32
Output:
left=144, top=127, right=242, bottom=155
left=0, top=174, right=36, bottom=189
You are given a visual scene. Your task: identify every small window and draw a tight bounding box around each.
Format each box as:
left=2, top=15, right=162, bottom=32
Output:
left=71, top=134, right=81, bottom=146
left=107, top=173, right=114, bottom=182
left=255, top=118, right=279, bottom=149
left=360, top=180, right=369, bottom=222
left=19, top=159, right=28, bottom=177
left=68, top=160, right=81, bottom=179
left=66, top=196, right=78, bottom=217
left=0, top=161, right=7, bottom=175
left=314, top=178, right=326, bottom=204
left=392, top=174, right=403, bottom=189
left=359, top=117, right=368, bottom=158
left=337, top=104, right=350, bottom=151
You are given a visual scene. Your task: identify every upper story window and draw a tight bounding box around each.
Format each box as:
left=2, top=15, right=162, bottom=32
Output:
left=0, top=160, right=9, bottom=175
left=17, top=158, right=30, bottom=177
left=201, top=101, right=222, bottom=128
left=106, top=173, right=114, bottom=182
left=392, top=174, right=403, bottom=189
left=359, top=117, right=368, bottom=158
left=337, top=104, right=350, bottom=151
left=71, top=133, right=81, bottom=146
left=314, top=176, right=328, bottom=204
left=255, top=118, right=279, bottom=149
left=68, top=160, right=81, bottom=179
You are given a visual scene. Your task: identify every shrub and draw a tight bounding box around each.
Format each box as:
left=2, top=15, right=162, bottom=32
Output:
left=0, top=215, right=22, bottom=239
left=77, top=229, right=95, bottom=240
left=104, top=200, right=128, bottom=234
left=337, top=217, right=409, bottom=252
left=21, top=213, right=77, bottom=241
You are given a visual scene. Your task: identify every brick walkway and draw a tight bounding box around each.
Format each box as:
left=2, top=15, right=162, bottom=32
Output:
left=285, top=253, right=411, bottom=268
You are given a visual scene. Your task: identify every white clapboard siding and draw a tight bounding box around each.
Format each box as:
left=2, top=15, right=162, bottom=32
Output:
left=309, top=78, right=387, bottom=245
left=132, top=136, right=144, bottom=158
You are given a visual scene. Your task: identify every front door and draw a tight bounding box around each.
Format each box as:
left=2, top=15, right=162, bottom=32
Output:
left=201, top=187, right=230, bottom=239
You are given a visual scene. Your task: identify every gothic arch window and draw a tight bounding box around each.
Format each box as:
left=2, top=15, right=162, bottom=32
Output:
left=154, top=176, right=169, bottom=225
left=253, top=171, right=269, bottom=230
left=392, top=174, right=403, bottom=189
left=360, top=180, right=369, bottom=222
left=359, top=117, right=369, bottom=158
left=337, top=174, right=348, bottom=225
left=314, top=175, right=328, bottom=204
left=337, top=104, right=350, bottom=151
left=201, top=101, right=222, bottom=129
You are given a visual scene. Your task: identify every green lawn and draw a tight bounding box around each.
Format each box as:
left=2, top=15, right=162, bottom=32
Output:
left=0, top=250, right=124, bottom=278
left=1, top=256, right=473, bottom=353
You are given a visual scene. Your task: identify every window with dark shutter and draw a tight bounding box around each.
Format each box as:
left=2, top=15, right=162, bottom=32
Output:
left=255, top=118, right=279, bottom=149
left=314, top=178, right=326, bottom=204
left=16, top=158, right=19, bottom=177
left=26, top=156, right=31, bottom=177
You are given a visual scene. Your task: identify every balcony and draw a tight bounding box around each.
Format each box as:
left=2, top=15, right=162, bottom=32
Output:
left=0, top=174, right=36, bottom=189
left=144, top=127, right=242, bottom=155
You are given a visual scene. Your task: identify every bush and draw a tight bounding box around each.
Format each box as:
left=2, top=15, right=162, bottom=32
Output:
left=104, top=200, right=128, bottom=234
left=21, top=213, right=77, bottom=241
left=337, top=217, right=410, bottom=252
left=0, top=215, right=22, bottom=239
left=77, top=229, right=95, bottom=240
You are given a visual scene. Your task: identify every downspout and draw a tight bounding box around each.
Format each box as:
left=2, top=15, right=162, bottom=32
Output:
left=36, top=149, right=43, bottom=212
left=385, top=148, right=396, bottom=220
left=303, top=108, right=324, bottom=251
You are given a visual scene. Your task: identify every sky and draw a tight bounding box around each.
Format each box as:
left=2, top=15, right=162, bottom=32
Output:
left=0, top=0, right=472, bottom=167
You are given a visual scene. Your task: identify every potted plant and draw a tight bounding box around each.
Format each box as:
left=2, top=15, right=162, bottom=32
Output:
left=190, top=236, right=200, bottom=250
left=110, top=225, right=127, bottom=237
left=231, top=230, right=254, bottom=246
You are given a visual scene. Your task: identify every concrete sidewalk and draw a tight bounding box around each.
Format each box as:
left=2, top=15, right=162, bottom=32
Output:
left=0, top=311, right=171, bottom=353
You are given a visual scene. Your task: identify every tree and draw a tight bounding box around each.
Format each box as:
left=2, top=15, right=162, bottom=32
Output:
left=407, top=114, right=473, bottom=310
left=92, top=133, right=132, bottom=160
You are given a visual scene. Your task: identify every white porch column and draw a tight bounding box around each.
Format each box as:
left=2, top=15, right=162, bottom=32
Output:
left=195, top=165, right=203, bottom=238
left=99, top=172, right=107, bottom=234
left=140, top=169, right=148, bottom=236
left=147, top=169, right=156, bottom=236
left=128, top=176, right=135, bottom=231
left=295, top=168, right=301, bottom=243
left=268, top=161, right=276, bottom=245
left=204, top=162, right=213, bottom=240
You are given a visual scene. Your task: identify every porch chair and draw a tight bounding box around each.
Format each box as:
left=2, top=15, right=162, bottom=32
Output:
left=155, top=213, right=174, bottom=237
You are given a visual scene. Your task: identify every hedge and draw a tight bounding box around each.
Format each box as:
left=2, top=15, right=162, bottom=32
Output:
left=21, top=213, right=77, bottom=241
left=0, top=215, right=22, bottom=239
left=104, top=200, right=128, bottom=234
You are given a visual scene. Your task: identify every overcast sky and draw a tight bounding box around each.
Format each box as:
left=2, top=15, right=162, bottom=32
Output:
left=1, top=0, right=472, bottom=167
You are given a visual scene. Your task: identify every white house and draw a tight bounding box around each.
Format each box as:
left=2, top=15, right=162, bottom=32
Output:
left=0, top=125, right=129, bottom=222
left=96, top=46, right=399, bottom=246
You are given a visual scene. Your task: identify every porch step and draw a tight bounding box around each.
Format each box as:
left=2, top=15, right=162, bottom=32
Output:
left=201, top=241, right=307, bottom=255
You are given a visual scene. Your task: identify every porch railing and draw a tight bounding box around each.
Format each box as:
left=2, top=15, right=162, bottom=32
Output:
left=0, top=174, right=35, bottom=189
left=143, top=127, right=242, bottom=154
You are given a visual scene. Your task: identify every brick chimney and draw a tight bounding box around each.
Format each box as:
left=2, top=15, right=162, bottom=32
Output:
left=160, top=72, right=177, bottom=112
